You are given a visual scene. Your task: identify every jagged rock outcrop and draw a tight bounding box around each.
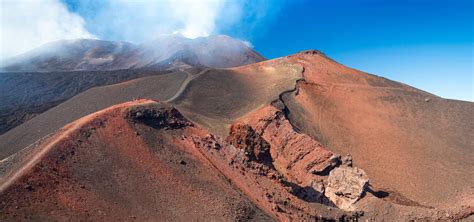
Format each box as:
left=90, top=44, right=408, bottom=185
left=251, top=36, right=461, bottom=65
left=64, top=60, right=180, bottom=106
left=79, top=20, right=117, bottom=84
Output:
left=235, top=106, right=339, bottom=186
left=191, top=113, right=354, bottom=221
left=232, top=105, right=373, bottom=211
left=126, top=104, right=192, bottom=129
left=227, top=124, right=271, bottom=163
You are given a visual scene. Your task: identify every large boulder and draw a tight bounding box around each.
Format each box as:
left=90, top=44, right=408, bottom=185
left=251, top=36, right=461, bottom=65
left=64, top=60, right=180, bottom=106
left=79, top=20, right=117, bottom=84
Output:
left=325, top=166, right=369, bottom=210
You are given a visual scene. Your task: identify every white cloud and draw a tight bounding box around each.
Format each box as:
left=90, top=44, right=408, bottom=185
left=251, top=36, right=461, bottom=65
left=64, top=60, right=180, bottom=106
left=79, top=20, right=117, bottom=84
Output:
left=81, top=0, right=230, bottom=41
left=241, top=40, right=253, bottom=48
left=168, top=0, right=224, bottom=38
left=0, top=0, right=283, bottom=60
left=0, top=0, right=96, bottom=59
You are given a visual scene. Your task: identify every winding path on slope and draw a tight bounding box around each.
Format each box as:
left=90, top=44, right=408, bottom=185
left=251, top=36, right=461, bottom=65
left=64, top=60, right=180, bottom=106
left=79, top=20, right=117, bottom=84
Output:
left=165, top=68, right=209, bottom=102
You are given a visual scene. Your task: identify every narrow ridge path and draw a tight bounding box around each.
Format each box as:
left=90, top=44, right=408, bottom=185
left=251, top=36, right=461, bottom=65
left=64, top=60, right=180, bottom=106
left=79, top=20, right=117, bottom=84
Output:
left=165, top=68, right=209, bottom=102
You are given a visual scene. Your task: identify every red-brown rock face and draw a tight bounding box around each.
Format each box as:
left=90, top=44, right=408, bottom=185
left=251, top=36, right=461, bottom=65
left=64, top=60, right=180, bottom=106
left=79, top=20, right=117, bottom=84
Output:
left=237, top=106, right=339, bottom=186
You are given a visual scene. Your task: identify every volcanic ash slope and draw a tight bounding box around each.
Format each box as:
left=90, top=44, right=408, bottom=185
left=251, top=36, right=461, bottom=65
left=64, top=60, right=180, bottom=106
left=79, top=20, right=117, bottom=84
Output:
left=1, top=50, right=473, bottom=221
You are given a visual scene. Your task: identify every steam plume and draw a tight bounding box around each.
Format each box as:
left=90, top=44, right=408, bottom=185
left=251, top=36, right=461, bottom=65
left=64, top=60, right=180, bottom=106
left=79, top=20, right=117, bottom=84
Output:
left=0, top=0, right=95, bottom=59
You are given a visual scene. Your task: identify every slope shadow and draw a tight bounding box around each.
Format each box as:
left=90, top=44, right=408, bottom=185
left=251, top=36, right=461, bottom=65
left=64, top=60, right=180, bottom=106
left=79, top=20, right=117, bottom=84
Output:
left=365, top=185, right=432, bottom=208
left=281, top=180, right=336, bottom=207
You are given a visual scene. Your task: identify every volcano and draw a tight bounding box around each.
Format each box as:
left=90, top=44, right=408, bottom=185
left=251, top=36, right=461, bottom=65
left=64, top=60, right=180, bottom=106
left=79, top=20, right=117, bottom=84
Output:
left=1, top=34, right=264, bottom=72
left=0, top=36, right=472, bottom=221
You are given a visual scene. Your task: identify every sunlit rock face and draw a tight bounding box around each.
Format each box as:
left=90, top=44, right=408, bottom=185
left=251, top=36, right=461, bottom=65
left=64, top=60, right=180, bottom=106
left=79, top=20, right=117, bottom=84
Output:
left=325, top=166, right=369, bottom=211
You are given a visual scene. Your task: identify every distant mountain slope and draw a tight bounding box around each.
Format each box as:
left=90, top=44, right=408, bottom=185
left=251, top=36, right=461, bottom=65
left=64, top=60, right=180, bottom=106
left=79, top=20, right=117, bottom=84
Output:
left=1, top=40, right=136, bottom=71
left=0, top=68, right=174, bottom=135
left=1, top=35, right=265, bottom=72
